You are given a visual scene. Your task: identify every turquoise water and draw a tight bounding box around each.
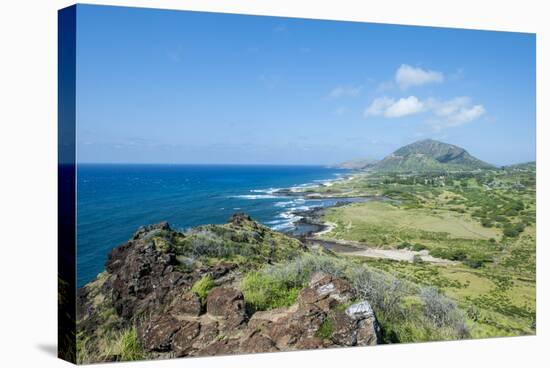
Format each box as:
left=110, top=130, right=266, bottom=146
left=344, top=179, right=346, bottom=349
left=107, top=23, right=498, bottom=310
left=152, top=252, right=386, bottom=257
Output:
left=77, top=164, right=349, bottom=287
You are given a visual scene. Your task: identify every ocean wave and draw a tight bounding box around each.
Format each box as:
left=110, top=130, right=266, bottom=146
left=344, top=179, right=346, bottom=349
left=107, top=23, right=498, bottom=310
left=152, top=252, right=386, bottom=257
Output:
left=232, top=194, right=279, bottom=199
left=274, top=198, right=306, bottom=208
left=250, top=187, right=280, bottom=194
left=274, top=200, right=294, bottom=208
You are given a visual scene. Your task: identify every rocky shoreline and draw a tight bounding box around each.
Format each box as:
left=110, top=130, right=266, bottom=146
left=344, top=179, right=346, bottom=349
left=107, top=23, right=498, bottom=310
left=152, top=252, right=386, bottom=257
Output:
left=76, top=214, right=382, bottom=363
left=281, top=195, right=387, bottom=239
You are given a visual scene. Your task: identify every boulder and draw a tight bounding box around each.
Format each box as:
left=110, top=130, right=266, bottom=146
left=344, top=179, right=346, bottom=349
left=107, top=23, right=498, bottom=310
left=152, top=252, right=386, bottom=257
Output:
left=347, top=300, right=380, bottom=345
left=346, top=300, right=375, bottom=320
left=169, top=292, right=202, bottom=317
left=240, top=331, right=278, bottom=353
left=298, top=272, right=355, bottom=311
left=294, top=337, right=326, bottom=350
left=172, top=320, right=201, bottom=357
left=208, top=262, right=237, bottom=280
left=330, top=311, right=358, bottom=346
left=206, top=287, right=245, bottom=318
left=196, top=338, right=241, bottom=357
left=140, top=315, right=181, bottom=352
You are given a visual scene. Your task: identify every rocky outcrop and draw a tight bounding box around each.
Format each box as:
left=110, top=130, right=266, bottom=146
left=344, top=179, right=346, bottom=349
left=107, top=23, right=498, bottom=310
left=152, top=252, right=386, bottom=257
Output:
left=252, top=272, right=380, bottom=350
left=77, top=216, right=380, bottom=362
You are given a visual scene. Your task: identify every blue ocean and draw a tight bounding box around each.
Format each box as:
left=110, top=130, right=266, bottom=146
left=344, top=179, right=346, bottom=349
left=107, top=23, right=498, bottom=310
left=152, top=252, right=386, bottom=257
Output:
left=77, top=164, right=350, bottom=287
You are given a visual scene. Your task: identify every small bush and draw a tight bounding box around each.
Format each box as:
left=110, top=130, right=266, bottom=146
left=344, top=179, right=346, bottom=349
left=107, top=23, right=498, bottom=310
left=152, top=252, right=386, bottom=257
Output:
left=77, top=328, right=146, bottom=364
left=191, top=275, right=215, bottom=304
left=241, top=271, right=301, bottom=311
left=481, top=218, right=493, bottom=228
left=420, top=287, right=464, bottom=328
left=411, top=243, right=427, bottom=251
left=315, top=318, right=333, bottom=340
left=117, top=328, right=145, bottom=361
left=503, top=226, right=519, bottom=238
left=398, top=242, right=412, bottom=250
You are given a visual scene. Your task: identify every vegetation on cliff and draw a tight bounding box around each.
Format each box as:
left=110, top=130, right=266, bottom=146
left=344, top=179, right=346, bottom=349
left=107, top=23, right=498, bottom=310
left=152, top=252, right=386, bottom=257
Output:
left=76, top=214, right=467, bottom=363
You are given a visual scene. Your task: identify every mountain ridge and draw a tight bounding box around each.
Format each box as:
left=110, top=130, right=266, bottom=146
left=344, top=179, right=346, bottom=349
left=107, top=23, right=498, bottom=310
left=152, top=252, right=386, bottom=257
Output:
left=337, top=139, right=494, bottom=172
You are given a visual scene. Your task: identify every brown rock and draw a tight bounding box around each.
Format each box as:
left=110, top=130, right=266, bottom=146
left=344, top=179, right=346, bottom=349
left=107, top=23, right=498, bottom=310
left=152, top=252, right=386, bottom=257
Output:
left=291, top=304, right=326, bottom=336
left=346, top=301, right=380, bottom=345
left=140, top=315, right=181, bottom=352
left=330, top=311, right=358, bottom=346
left=294, top=337, right=326, bottom=350
left=208, top=262, right=237, bottom=279
left=172, top=320, right=201, bottom=357
left=169, top=292, right=202, bottom=317
left=206, top=287, right=245, bottom=318
left=356, top=317, right=379, bottom=346
left=194, top=321, right=219, bottom=347
left=267, top=321, right=304, bottom=348
left=309, top=271, right=330, bottom=288
left=240, top=332, right=278, bottom=353
left=196, top=338, right=240, bottom=357
left=298, top=273, right=355, bottom=310
left=298, top=287, right=326, bottom=305
left=317, top=296, right=339, bottom=312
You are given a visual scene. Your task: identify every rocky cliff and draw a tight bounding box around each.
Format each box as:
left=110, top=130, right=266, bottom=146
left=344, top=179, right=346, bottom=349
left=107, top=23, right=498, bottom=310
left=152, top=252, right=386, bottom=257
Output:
left=77, top=214, right=381, bottom=362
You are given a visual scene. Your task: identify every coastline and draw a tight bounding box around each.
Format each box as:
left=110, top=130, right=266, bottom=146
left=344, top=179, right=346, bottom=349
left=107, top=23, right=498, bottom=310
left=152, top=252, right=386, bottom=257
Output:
left=260, top=169, right=371, bottom=238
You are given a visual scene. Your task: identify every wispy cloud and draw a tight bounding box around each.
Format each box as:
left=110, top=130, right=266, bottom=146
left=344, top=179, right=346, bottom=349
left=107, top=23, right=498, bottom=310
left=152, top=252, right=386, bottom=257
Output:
left=395, top=64, right=444, bottom=90
left=429, top=97, right=485, bottom=130
left=365, top=95, right=486, bottom=129
left=328, top=85, right=362, bottom=99
left=364, top=96, right=425, bottom=118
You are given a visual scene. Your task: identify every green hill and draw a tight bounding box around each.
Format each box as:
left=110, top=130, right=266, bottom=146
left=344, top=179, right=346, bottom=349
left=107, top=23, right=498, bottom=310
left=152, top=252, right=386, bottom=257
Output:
left=374, top=139, right=494, bottom=172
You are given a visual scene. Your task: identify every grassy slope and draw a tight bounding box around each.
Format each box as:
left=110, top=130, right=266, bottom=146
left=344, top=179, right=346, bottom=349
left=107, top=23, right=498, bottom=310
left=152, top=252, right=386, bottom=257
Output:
left=323, top=201, right=498, bottom=243
left=315, top=167, right=536, bottom=338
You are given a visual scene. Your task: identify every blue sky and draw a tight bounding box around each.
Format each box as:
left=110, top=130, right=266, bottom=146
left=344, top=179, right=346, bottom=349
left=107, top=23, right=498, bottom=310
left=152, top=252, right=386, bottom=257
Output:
left=76, top=5, right=536, bottom=166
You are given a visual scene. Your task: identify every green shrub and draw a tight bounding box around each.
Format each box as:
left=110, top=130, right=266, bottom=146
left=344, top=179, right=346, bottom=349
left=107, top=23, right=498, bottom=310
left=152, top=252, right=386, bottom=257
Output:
left=503, top=226, right=519, bottom=238
left=398, top=242, right=412, bottom=250
left=77, top=328, right=146, bottom=364
left=430, top=248, right=467, bottom=261
left=117, top=328, right=145, bottom=361
left=481, top=218, right=493, bottom=228
left=191, top=275, right=216, bottom=304
left=241, top=271, right=301, bottom=311
left=464, top=258, right=484, bottom=269
left=412, top=243, right=427, bottom=251
left=315, top=318, right=333, bottom=340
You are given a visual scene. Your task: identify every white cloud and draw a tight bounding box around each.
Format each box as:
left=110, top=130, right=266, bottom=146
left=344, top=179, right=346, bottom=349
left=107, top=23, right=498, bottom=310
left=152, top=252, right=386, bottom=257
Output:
left=431, top=97, right=471, bottom=117
left=328, top=85, right=362, bottom=99
left=364, top=97, right=394, bottom=116
left=430, top=97, right=486, bottom=127
left=364, top=95, right=486, bottom=129
left=448, top=105, right=485, bottom=125
left=364, top=96, right=425, bottom=118
left=395, top=64, right=444, bottom=90
left=385, top=96, right=425, bottom=117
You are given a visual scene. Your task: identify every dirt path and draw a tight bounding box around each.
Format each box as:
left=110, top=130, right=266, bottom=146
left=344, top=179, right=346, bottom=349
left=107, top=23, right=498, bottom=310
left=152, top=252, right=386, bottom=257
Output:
left=307, top=237, right=457, bottom=265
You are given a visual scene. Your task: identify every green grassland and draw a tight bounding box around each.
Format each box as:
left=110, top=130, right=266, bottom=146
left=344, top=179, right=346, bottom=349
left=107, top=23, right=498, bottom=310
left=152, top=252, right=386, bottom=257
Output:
left=315, top=166, right=536, bottom=338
